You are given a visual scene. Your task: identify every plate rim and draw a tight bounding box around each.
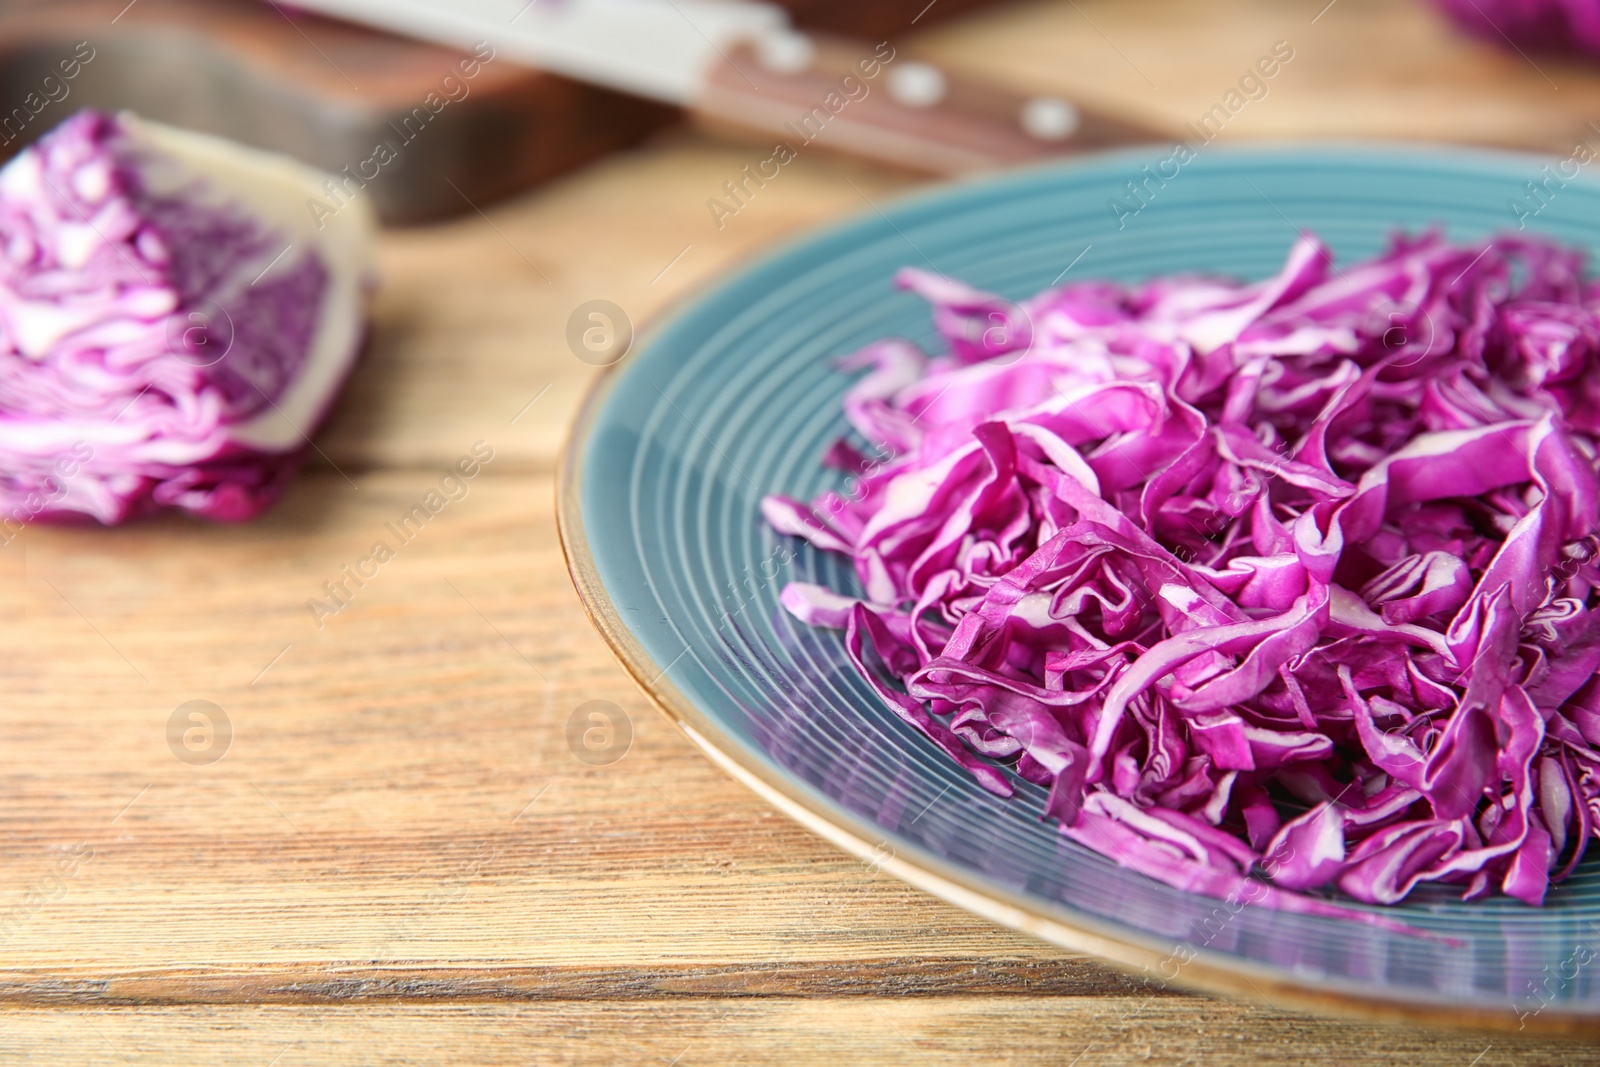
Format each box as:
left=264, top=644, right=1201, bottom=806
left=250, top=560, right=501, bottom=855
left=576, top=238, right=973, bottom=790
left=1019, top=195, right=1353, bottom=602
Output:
left=556, top=141, right=1600, bottom=1037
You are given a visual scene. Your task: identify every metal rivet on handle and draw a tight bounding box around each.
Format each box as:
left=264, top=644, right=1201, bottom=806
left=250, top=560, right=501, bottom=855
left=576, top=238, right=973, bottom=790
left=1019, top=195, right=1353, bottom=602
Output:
left=888, top=63, right=948, bottom=108
left=1020, top=97, right=1080, bottom=141
left=755, top=30, right=815, bottom=75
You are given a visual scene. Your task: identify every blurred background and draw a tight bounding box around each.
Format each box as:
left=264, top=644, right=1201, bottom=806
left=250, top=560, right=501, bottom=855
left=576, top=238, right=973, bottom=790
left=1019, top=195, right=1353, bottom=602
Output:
left=7, top=0, right=1599, bottom=225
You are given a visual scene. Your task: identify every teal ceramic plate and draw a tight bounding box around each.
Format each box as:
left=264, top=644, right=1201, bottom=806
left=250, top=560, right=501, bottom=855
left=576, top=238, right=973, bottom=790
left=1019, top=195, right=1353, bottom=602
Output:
left=559, top=145, right=1600, bottom=1032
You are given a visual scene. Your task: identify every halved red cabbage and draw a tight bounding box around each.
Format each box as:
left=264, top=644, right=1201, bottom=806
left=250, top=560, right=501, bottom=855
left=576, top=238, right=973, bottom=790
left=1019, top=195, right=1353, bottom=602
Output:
left=1432, top=0, right=1600, bottom=56
left=765, top=231, right=1600, bottom=908
left=0, top=110, right=372, bottom=525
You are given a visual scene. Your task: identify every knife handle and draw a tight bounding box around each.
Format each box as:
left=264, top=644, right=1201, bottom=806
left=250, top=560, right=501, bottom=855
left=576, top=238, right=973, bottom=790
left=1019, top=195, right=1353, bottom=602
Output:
left=692, top=34, right=1160, bottom=176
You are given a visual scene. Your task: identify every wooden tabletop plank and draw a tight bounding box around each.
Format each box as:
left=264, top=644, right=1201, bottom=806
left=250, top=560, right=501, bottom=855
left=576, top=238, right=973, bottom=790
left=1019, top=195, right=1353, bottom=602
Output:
left=321, top=139, right=914, bottom=474
left=0, top=1000, right=1576, bottom=1066
left=0, top=472, right=1072, bottom=972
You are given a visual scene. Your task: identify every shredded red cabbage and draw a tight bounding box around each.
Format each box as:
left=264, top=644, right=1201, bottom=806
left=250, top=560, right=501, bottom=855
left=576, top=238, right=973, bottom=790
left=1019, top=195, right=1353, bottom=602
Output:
left=764, top=232, right=1600, bottom=908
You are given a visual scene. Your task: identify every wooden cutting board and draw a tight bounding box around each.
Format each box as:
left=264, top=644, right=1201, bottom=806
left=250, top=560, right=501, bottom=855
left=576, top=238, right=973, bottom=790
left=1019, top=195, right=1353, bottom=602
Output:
left=0, top=0, right=997, bottom=224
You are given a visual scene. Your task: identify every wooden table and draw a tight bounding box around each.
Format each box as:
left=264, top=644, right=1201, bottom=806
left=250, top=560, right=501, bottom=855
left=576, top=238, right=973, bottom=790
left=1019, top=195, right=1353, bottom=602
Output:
left=5, top=0, right=1600, bottom=1061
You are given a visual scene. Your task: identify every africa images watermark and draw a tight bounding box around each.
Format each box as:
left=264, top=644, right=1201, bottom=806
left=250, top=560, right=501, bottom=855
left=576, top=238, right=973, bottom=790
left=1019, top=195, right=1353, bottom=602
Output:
left=0, top=40, right=97, bottom=148
left=1509, top=123, right=1600, bottom=230
left=0, top=441, right=95, bottom=548
left=0, top=843, right=94, bottom=949
left=1514, top=933, right=1597, bottom=1029
left=307, top=441, right=496, bottom=628
left=306, top=40, right=498, bottom=230
left=705, top=41, right=898, bottom=231
left=1125, top=843, right=1299, bottom=1006
left=1108, top=40, right=1296, bottom=230
left=370, top=840, right=498, bottom=964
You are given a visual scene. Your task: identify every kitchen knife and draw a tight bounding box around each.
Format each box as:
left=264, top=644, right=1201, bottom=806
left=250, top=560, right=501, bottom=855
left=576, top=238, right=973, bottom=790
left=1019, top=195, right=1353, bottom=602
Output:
left=284, top=0, right=1160, bottom=175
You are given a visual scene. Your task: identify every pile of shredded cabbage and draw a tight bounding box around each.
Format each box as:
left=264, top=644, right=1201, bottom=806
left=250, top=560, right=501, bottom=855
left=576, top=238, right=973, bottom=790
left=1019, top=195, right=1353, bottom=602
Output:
left=763, top=233, right=1600, bottom=909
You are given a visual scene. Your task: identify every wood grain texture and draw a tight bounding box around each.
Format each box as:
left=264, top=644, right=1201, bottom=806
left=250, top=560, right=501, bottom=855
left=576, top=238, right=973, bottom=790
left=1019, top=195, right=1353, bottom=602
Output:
left=913, top=0, right=1600, bottom=151
left=4, top=0, right=1600, bottom=1062
left=0, top=1001, right=1584, bottom=1066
